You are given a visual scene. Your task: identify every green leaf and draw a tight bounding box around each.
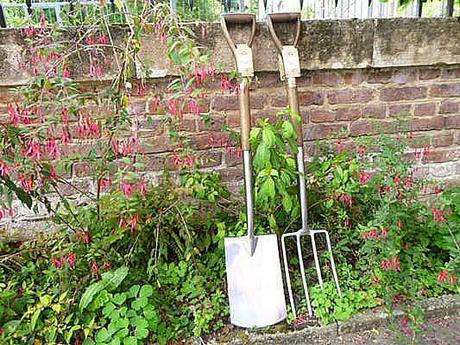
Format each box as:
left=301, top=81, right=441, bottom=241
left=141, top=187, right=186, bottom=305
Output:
left=95, top=328, right=110, bottom=343
left=123, top=337, right=138, bottom=345
left=139, top=285, right=153, bottom=298
left=135, top=327, right=149, bottom=339
left=113, top=293, right=127, bottom=305
left=126, top=285, right=140, bottom=299
left=80, top=266, right=128, bottom=311
left=132, top=297, right=148, bottom=311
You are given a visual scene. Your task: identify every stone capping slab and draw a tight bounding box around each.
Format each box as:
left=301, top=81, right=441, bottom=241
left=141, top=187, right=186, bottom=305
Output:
left=1, top=18, right=459, bottom=86
left=200, top=294, right=459, bottom=344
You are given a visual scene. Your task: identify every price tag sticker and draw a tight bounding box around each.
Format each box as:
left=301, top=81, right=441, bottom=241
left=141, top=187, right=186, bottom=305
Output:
left=282, top=46, right=301, bottom=78
left=235, top=44, right=254, bottom=77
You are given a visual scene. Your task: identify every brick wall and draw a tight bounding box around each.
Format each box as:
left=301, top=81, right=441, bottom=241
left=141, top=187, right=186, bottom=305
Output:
left=118, top=65, right=460, bottom=185
left=1, top=18, right=460, bottom=236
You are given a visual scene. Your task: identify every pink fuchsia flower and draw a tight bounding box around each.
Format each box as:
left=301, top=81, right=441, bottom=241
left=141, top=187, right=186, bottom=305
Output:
left=380, top=259, right=392, bottom=271
left=139, top=179, right=147, bottom=196
left=393, top=174, right=401, bottom=185
left=432, top=208, right=446, bottom=223
left=401, top=316, right=410, bottom=329
left=434, top=186, right=443, bottom=194
left=66, top=253, right=76, bottom=269
left=62, top=65, right=72, bottom=78
left=23, top=140, right=42, bottom=161
left=18, top=174, right=34, bottom=192
left=392, top=257, right=401, bottom=271
left=118, top=217, right=127, bottom=229
left=188, top=98, right=201, bottom=115
left=98, top=33, right=109, bottom=45
left=343, top=218, right=351, bottom=228
left=450, top=275, right=457, bottom=284
left=437, top=270, right=448, bottom=283
left=99, top=176, right=112, bottom=190
left=130, top=215, right=139, bottom=232
left=120, top=182, right=134, bottom=198
left=381, top=227, right=388, bottom=239
left=359, top=171, right=371, bottom=185
left=46, top=138, right=61, bottom=160
left=357, top=145, right=366, bottom=155
left=91, top=260, right=99, bottom=274
left=85, top=35, right=96, bottom=45
left=0, top=161, right=10, bottom=177
left=337, top=193, right=353, bottom=207
left=53, top=256, right=64, bottom=269
left=23, top=26, right=36, bottom=38
left=8, top=105, right=20, bottom=125
left=193, top=65, right=208, bottom=87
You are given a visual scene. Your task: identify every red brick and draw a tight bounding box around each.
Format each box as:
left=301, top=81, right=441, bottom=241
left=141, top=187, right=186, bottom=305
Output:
left=127, top=99, right=147, bottom=115
left=0, top=89, right=19, bottom=103
left=441, top=68, right=460, bottom=80
left=350, top=120, right=396, bottom=137
left=432, top=133, right=454, bottom=148
left=195, top=150, right=223, bottom=168
left=197, top=114, right=225, bottom=131
left=388, top=104, right=412, bottom=117
left=250, top=93, right=268, bottom=109
left=445, top=115, right=460, bottom=129
left=362, top=105, right=385, bottom=119
left=270, top=92, right=288, bottom=107
left=174, top=115, right=198, bottom=132
left=138, top=116, right=164, bottom=136
left=297, top=74, right=313, bottom=87
left=72, top=161, right=92, bottom=177
left=335, top=107, right=362, bottom=121
left=380, top=87, right=426, bottom=101
left=367, top=70, right=393, bottom=84
left=410, top=117, right=444, bottom=132
left=252, top=109, right=278, bottom=124
left=304, top=123, right=348, bottom=140
left=143, top=154, right=166, bottom=171
left=414, top=103, right=437, bottom=117
left=189, top=131, right=230, bottom=150
left=140, top=136, right=173, bottom=153
left=298, top=90, right=324, bottom=106
left=392, top=70, right=417, bottom=84
left=350, top=120, right=374, bottom=136
left=327, top=88, right=374, bottom=105
left=220, top=167, right=243, bottom=183
left=225, top=111, right=240, bottom=128
left=224, top=148, right=243, bottom=167
left=419, top=68, right=440, bottom=80
left=254, top=73, right=282, bottom=88
left=439, top=100, right=459, bottom=114
left=429, top=83, right=460, bottom=97
left=310, top=109, right=335, bottom=123
left=343, top=71, right=365, bottom=85
left=422, top=149, right=457, bottom=164
left=312, top=72, right=343, bottom=86
left=211, top=95, right=238, bottom=111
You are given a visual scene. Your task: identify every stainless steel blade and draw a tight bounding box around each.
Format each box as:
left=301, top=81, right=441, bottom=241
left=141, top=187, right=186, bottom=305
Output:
left=224, top=234, right=287, bottom=328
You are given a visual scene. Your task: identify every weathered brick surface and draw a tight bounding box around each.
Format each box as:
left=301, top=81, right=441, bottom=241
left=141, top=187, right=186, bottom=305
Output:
left=1, top=63, right=460, bottom=229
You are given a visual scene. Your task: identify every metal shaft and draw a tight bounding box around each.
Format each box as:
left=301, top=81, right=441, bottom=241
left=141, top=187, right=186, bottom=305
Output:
left=287, top=77, right=308, bottom=232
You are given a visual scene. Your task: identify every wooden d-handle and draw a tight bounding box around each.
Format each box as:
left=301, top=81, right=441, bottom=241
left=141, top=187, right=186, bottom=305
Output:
left=266, top=12, right=301, bottom=54
left=221, top=13, right=257, bottom=57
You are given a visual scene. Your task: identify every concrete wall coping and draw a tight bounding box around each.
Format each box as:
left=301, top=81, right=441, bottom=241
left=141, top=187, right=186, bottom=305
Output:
left=0, top=17, right=459, bottom=86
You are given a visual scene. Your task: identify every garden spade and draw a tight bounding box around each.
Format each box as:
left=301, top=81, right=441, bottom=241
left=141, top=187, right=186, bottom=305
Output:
left=221, top=13, right=287, bottom=328
left=266, top=12, right=342, bottom=318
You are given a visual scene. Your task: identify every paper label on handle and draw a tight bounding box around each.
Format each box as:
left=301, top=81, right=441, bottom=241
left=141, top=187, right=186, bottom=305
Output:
left=235, top=44, right=254, bottom=77
left=282, top=46, right=301, bottom=78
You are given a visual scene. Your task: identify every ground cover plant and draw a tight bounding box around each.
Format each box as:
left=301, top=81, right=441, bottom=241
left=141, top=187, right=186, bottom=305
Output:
left=0, top=1, right=459, bottom=345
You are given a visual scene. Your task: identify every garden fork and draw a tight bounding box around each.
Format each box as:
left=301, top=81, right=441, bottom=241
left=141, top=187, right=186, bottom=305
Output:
left=266, top=12, right=342, bottom=319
